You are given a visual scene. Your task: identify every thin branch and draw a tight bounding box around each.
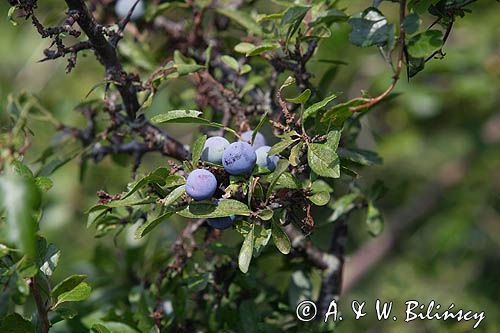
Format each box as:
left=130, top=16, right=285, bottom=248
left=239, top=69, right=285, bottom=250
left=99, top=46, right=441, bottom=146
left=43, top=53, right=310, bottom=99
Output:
left=283, top=224, right=334, bottom=270
left=318, top=219, right=347, bottom=314
left=29, top=277, right=50, bottom=333
left=110, top=0, right=141, bottom=47
left=349, top=0, right=406, bottom=113
left=64, top=0, right=140, bottom=119
left=425, top=19, right=454, bottom=63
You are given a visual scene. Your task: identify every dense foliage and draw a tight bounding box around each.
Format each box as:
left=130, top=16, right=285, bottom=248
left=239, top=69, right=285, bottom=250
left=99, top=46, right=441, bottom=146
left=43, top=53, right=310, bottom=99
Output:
left=1, top=0, right=498, bottom=332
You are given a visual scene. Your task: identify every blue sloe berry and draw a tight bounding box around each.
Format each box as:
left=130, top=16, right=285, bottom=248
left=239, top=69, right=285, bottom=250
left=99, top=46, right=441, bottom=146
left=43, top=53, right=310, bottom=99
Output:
left=239, top=130, right=266, bottom=150
left=201, top=136, right=230, bottom=165
left=207, top=215, right=235, bottom=230
left=222, top=142, right=257, bottom=175
left=185, top=169, right=217, bottom=200
left=255, top=145, right=279, bottom=171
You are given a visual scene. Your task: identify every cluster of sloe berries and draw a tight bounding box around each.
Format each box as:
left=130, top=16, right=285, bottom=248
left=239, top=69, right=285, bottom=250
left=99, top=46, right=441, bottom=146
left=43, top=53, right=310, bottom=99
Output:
left=185, top=130, right=278, bottom=229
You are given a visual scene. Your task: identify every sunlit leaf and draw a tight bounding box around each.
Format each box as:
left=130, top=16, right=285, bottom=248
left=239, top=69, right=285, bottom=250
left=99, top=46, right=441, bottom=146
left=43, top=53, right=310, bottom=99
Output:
left=238, top=224, right=254, bottom=273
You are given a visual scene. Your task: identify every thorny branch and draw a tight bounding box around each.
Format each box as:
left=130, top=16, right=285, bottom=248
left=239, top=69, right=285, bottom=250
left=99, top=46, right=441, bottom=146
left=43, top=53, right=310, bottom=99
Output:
left=16, top=0, right=189, bottom=168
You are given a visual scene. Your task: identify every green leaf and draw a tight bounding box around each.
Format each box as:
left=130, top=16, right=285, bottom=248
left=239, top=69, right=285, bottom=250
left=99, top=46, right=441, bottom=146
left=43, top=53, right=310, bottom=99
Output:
left=37, top=151, right=79, bottom=177
left=191, top=135, right=207, bottom=166
left=165, top=174, right=186, bottom=188
left=303, top=25, right=332, bottom=40
left=303, top=93, right=337, bottom=121
left=286, top=89, right=311, bottom=105
left=176, top=63, right=205, bottom=76
left=91, top=324, right=112, bottom=333
left=177, top=199, right=251, bottom=218
left=134, top=211, right=174, bottom=239
left=173, top=50, right=205, bottom=75
left=34, top=176, right=53, bottom=192
left=52, top=275, right=91, bottom=308
left=87, top=197, right=155, bottom=212
left=215, top=8, right=263, bottom=35
left=289, top=142, right=303, bottom=167
left=90, top=322, right=137, bottom=333
left=289, top=271, right=312, bottom=308
left=54, top=307, right=78, bottom=320
left=144, top=2, right=175, bottom=21
left=320, top=98, right=365, bottom=124
left=366, top=202, right=384, bottom=236
left=240, top=64, right=252, bottom=75
left=307, top=143, right=340, bottom=178
left=246, top=43, right=281, bottom=56
left=403, top=13, right=420, bottom=35
left=257, top=208, right=274, bottom=221
left=39, top=243, right=61, bottom=277
left=118, top=40, right=156, bottom=71
left=54, top=282, right=91, bottom=308
left=11, top=160, right=34, bottom=179
left=277, top=172, right=300, bottom=190
left=8, top=6, right=18, bottom=26
left=86, top=206, right=110, bottom=227
left=266, top=160, right=290, bottom=199
left=151, top=110, right=209, bottom=124
left=268, top=136, right=298, bottom=155
left=122, top=167, right=169, bottom=199
left=280, top=76, right=296, bottom=89
left=310, top=9, right=348, bottom=26
left=0, top=244, right=9, bottom=256
left=326, top=130, right=341, bottom=151
left=52, top=274, right=88, bottom=299
left=369, top=180, right=388, bottom=201
left=234, top=42, right=256, bottom=54
left=238, top=224, right=254, bottom=273
left=0, top=174, right=40, bottom=258
left=281, top=6, right=309, bottom=26
left=308, top=191, right=330, bottom=206
left=221, top=55, right=240, bottom=72
left=326, top=193, right=361, bottom=224
left=186, top=272, right=209, bottom=292
left=252, top=112, right=269, bottom=144
left=407, top=30, right=443, bottom=58
left=408, top=55, right=426, bottom=77
left=0, top=313, right=34, bottom=333
left=408, top=0, right=441, bottom=14
left=253, top=225, right=272, bottom=256
left=262, top=172, right=299, bottom=190
left=310, top=179, right=333, bottom=193
left=348, top=8, right=393, bottom=47
left=163, top=185, right=186, bottom=207
left=271, top=220, right=291, bottom=254
left=284, top=6, right=310, bottom=42
left=337, top=148, right=382, bottom=166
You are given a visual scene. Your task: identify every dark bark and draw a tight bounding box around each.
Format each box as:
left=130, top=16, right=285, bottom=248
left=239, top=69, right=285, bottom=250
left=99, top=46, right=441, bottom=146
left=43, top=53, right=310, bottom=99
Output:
left=64, top=0, right=140, bottom=119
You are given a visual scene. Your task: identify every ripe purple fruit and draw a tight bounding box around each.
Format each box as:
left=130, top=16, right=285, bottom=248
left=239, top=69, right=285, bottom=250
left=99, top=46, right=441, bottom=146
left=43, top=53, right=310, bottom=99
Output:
left=207, top=215, right=235, bottom=229
left=201, top=136, right=230, bottom=165
left=239, top=130, right=266, bottom=150
left=185, top=169, right=217, bottom=200
left=115, top=0, right=145, bottom=20
left=222, top=142, right=257, bottom=175
left=255, top=146, right=279, bottom=171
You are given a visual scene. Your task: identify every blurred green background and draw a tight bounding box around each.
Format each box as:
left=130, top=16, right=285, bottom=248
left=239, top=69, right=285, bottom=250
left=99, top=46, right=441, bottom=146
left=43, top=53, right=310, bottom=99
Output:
left=1, top=0, right=499, bottom=332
